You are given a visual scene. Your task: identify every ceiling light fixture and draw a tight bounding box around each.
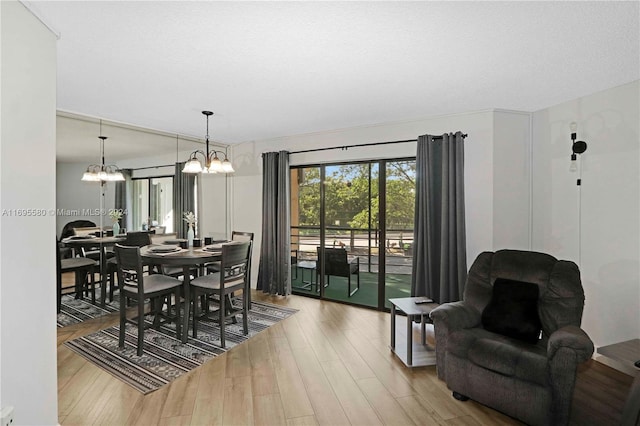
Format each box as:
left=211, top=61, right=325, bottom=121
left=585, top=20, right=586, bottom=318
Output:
left=182, top=111, right=234, bottom=174
left=81, top=121, right=125, bottom=182
left=569, top=122, right=588, bottom=173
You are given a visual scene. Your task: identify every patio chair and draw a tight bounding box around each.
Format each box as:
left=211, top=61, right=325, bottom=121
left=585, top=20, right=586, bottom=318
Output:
left=316, top=247, right=360, bottom=297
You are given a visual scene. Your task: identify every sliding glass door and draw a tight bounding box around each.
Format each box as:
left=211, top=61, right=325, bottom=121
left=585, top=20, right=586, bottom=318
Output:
left=290, top=158, right=415, bottom=310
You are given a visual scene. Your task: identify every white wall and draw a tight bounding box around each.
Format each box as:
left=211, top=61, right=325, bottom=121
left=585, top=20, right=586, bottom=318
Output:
left=0, top=2, right=58, bottom=424
left=493, top=110, right=532, bottom=250
left=532, top=80, right=640, bottom=348
left=231, top=110, right=534, bottom=288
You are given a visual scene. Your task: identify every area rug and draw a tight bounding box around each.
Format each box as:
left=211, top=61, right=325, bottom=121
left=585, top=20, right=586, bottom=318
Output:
left=64, top=299, right=298, bottom=394
left=57, top=292, right=120, bottom=327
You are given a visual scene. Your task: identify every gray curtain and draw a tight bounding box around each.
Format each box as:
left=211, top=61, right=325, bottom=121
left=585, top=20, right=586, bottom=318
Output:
left=114, top=169, right=132, bottom=230
left=411, top=132, right=467, bottom=303
left=257, top=151, right=291, bottom=296
left=173, top=162, right=196, bottom=238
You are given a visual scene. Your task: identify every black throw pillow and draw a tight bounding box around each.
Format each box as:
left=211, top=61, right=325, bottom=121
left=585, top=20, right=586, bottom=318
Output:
left=481, top=278, right=542, bottom=343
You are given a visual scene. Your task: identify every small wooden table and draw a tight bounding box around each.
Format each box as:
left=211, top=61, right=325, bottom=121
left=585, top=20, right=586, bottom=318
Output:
left=389, top=297, right=439, bottom=367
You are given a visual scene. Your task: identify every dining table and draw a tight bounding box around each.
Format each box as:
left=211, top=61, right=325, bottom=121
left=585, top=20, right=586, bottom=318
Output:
left=61, top=234, right=127, bottom=306
left=140, top=245, right=222, bottom=343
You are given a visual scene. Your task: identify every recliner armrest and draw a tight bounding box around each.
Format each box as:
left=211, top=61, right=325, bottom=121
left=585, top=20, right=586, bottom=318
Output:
left=547, top=325, right=594, bottom=363
left=429, top=301, right=481, bottom=331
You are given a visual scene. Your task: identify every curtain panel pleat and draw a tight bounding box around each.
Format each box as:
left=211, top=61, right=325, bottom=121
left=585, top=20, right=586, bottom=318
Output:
left=173, top=162, right=196, bottom=238
left=411, top=132, right=467, bottom=303
left=257, top=151, right=291, bottom=296
left=114, top=169, right=132, bottom=230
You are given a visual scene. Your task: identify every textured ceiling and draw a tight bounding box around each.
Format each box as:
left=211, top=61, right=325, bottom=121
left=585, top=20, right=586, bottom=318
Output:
left=25, top=1, right=640, bottom=160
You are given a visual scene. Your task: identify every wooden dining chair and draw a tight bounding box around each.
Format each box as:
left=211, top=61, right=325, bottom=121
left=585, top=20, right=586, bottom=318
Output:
left=56, top=240, right=97, bottom=313
left=107, top=231, right=153, bottom=303
left=114, top=244, right=183, bottom=356
left=189, top=241, right=251, bottom=348
left=206, top=231, right=254, bottom=308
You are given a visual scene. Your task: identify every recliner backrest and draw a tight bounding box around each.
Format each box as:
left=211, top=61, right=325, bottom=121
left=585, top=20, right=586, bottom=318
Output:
left=463, top=249, right=585, bottom=338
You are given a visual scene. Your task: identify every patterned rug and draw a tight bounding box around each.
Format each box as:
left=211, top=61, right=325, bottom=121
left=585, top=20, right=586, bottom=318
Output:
left=57, top=292, right=120, bottom=327
left=64, top=299, right=297, bottom=394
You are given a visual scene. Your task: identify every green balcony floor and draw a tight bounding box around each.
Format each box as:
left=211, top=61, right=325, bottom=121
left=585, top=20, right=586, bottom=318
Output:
left=291, top=269, right=412, bottom=309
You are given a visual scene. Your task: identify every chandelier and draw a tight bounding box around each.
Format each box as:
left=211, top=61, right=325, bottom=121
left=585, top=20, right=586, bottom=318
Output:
left=182, top=111, right=234, bottom=174
left=81, top=121, right=125, bottom=182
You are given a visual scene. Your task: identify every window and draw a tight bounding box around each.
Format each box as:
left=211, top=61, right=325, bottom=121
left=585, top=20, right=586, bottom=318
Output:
left=131, top=176, right=174, bottom=232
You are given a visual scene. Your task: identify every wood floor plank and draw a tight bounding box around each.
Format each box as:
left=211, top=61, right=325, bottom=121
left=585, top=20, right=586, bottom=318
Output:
left=58, top=360, right=103, bottom=417
left=126, top=386, right=171, bottom=426
left=225, top=338, right=252, bottom=378
left=292, top=346, right=350, bottom=426
left=317, top=319, right=376, bottom=380
left=357, top=376, right=416, bottom=426
left=343, top=328, right=416, bottom=398
left=254, top=393, right=287, bottom=426
left=270, top=345, right=315, bottom=419
left=160, top=367, right=201, bottom=419
left=158, top=415, right=192, bottom=426
left=294, top=315, right=340, bottom=362
left=286, top=415, right=320, bottom=426
left=396, top=395, right=445, bottom=426
left=320, top=359, right=383, bottom=426
left=222, top=375, right=254, bottom=426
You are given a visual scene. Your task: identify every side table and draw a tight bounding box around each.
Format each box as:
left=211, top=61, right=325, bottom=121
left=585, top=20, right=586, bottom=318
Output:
left=389, top=297, right=439, bottom=367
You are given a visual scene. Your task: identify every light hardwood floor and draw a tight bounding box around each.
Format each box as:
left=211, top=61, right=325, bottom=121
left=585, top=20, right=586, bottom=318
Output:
left=57, top=281, right=633, bottom=425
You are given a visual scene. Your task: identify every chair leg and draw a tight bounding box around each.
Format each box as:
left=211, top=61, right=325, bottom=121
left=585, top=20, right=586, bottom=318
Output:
left=89, top=268, right=96, bottom=304
left=219, top=291, right=226, bottom=348
left=192, top=288, right=199, bottom=338
left=108, top=270, right=117, bottom=302
left=348, top=273, right=359, bottom=297
left=137, top=295, right=145, bottom=356
left=242, top=290, right=248, bottom=335
left=118, top=291, right=126, bottom=349
left=174, top=288, right=181, bottom=340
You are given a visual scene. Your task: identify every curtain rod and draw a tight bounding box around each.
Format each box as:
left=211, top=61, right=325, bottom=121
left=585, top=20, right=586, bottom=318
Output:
left=289, top=133, right=467, bottom=155
left=130, top=164, right=175, bottom=171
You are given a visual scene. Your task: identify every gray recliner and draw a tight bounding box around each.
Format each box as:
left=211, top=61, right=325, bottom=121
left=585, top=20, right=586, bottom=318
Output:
left=430, top=249, right=594, bottom=426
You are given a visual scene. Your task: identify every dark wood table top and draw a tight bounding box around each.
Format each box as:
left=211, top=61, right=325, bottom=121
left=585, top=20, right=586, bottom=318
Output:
left=140, top=246, right=221, bottom=265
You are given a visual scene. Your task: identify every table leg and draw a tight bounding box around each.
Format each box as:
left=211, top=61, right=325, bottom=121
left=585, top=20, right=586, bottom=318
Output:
left=421, top=315, right=426, bottom=345
left=100, top=254, right=107, bottom=307
left=390, top=304, right=396, bottom=350
left=181, top=265, right=191, bottom=343
left=407, top=314, right=413, bottom=366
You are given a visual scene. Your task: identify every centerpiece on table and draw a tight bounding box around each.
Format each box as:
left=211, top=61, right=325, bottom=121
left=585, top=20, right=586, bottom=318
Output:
left=110, top=209, right=123, bottom=235
left=183, top=211, right=196, bottom=247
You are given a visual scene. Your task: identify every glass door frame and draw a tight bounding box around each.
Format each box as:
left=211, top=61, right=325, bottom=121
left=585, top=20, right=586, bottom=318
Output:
left=290, top=156, right=415, bottom=312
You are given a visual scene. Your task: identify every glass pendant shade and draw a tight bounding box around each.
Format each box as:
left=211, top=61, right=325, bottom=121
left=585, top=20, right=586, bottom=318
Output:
left=183, top=158, right=203, bottom=173
left=209, top=155, right=224, bottom=173
left=222, top=159, right=234, bottom=173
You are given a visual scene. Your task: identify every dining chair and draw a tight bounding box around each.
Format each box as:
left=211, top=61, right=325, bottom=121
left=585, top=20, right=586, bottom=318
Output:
left=114, top=244, right=183, bottom=356
left=56, top=240, right=97, bottom=313
left=107, top=231, right=153, bottom=302
left=189, top=241, right=251, bottom=348
left=206, top=231, right=254, bottom=306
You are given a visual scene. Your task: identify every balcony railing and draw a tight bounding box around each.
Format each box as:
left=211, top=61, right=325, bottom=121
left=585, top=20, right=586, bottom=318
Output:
left=291, top=225, right=413, bottom=274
